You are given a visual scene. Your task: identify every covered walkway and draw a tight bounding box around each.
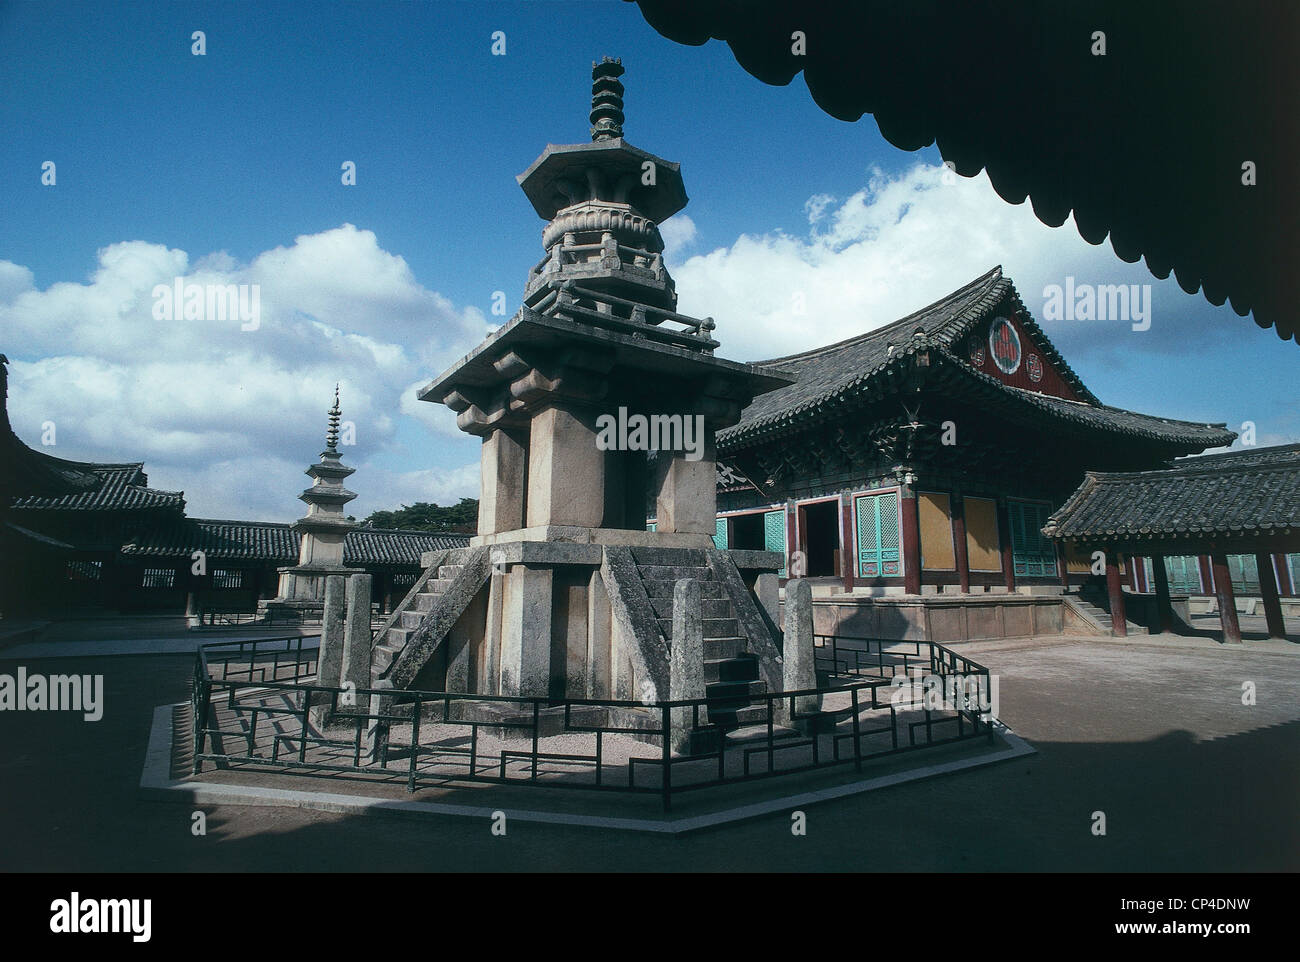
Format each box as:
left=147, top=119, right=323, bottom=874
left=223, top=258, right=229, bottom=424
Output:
left=1043, top=444, right=1300, bottom=644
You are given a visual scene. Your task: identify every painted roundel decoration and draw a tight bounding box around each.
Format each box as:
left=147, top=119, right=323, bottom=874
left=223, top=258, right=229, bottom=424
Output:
left=967, top=333, right=986, bottom=366
left=988, top=316, right=1021, bottom=375
left=1026, top=353, right=1044, bottom=382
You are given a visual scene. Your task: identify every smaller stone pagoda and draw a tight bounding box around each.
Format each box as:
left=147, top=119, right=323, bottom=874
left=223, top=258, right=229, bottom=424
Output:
left=259, top=387, right=359, bottom=621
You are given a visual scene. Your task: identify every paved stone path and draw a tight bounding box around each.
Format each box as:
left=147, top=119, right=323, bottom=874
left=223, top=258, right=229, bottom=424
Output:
left=1, top=633, right=1296, bottom=870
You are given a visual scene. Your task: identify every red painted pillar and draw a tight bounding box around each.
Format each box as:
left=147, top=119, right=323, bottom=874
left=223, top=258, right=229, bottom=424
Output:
left=1257, top=551, right=1287, bottom=640
left=1105, top=553, right=1128, bottom=637
left=1151, top=553, right=1174, bottom=633
left=1134, top=556, right=1148, bottom=593
left=1198, top=555, right=1214, bottom=596
left=996, top=499, right=1016, bottom=592
left=901, top=487, right=922, bottom=594
left=952, top=493, right=970, bottom=593
left=840, top=492, right=856, bottom=592
left=785, top=501, right=798, bottom=581
left=1055, top=540, right=1070, bottom=589
left=1211, top=553, right=1242, bottom=644
left=1273, top=553, right=1294, bottom=597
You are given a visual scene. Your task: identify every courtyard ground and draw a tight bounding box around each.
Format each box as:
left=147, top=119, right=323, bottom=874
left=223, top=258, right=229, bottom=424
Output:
left=0, top=625, right=1296, bottom=872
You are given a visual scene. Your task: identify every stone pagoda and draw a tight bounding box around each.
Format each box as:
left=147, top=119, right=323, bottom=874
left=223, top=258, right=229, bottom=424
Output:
left=260, top=387, right=359, bottom=622
left=366, top=60, right=796, bottom=739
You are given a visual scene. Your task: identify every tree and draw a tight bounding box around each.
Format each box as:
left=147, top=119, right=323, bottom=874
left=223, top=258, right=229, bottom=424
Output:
left=363, top=498, right=478, bottom=533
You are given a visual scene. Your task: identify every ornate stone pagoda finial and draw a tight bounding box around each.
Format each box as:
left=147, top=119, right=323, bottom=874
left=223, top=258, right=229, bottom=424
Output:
left=325, top=384, right=342, bottom=452
left=590, top=56, right=625, bottom=141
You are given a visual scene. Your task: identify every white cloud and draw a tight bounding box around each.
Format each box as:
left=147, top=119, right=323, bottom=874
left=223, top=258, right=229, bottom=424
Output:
left=670, top=163, right=1223, bottom=363
left=2, top=226, right=489, bottom=521
left=658, top=213, right=698, bottom=259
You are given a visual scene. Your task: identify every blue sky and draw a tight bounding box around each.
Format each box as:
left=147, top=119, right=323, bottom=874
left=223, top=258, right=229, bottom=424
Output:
left=2, top=0, right=1295, bottom=521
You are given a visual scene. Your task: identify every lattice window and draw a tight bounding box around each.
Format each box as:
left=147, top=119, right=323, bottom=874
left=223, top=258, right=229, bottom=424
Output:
left=713, top=517, right=729, bottom=550
left=65, top=560, right=102, bottom=583
left=855, top=491, right=900, bottom=579
left=142, top=567, right=175, bottom=589
left=1163, top=556, right=1202, bottom=594
left=1227, top=554, right=1260, bottom=594
left=212, top=568, right=243, bottom=589
left=763, top=509, right=786, bottom=578
left=1008, top=501, right=1056, bottom=578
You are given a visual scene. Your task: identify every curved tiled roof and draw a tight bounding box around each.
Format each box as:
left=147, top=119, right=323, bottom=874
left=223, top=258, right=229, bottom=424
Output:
left=717, top=267, right=1231, bottom=451
left=11, top=462, right=185, bottom=512
left=1043, top=443, right=1300, bottom=541
left=632, top=1, right=1298, bottom=342
left=345, top=528, right=470, bottom=565
left=120, top=518, right=469, bottom=565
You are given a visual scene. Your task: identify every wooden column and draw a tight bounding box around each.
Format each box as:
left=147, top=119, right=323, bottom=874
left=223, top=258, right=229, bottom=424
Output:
left=951, top=493, right=970, bottom=593
left=1257, top=551, right=1287, bottom=640
left=1273, top=553, right=1294, bottom=596
left=839, top=492, right=855, bottom=592
left=1055, top=541, right=1070, bottom=590
left=1198, top=555, right=1214, bottom=596
left=785, top=501, right=797, bottom=581
left=996, top=499, right=1016, bottom=592
left=1151, top=553, right=1173, bottom=633
left=1134, top=556, right=1148, bottom=593
left=1105, top=553, right=1128, bottom=637
left=901, top=487, right=922, bottom=594
left=1210, top=553, right=1242, bottom=644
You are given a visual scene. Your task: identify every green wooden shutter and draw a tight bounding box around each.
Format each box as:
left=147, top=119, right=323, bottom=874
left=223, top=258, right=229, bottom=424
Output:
left=1288, top=554, right=1299, bottom=595
left=1010, top=502, right=1055, bottom=577
left=763, top=509, right=786, bottom=577
left=646, top=521, right=656, bottom=532
left=713, top=516, right=729, bottom=550
left=855, top=491, right=900, bottom=578
left=1164, top=556, right=1201, bottom=594
left=1228, top=554, right=1259, bottom=594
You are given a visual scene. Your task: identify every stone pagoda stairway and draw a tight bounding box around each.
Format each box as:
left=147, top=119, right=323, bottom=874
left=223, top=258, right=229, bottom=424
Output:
left=368, top=547, right=490, bottom=688
left=630, top=547, right=777, bottom=733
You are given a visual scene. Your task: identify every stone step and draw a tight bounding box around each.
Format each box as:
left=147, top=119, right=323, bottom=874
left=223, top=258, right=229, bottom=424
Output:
left=648, top=596, right=733, bottom=619
left=704, top=654, right=758, bottom=684
left=706, top=703, right=770, bottom=727
left=629, top=546, right=708, bottom=567
left=656, top=616, right=739, bottom=639
left=413, top=591, right=442, bottom=612
left=702, top=636, right=746, bottom=659
left=636, top=564, right=712, bottom=583
left=724, top=724, right=802, bottom=746
left=427, top=578, right=454, bottom=595
left=400, top=610, right=425, bottom=630
left=383, top=626, right=410, bottom=647
left=642, top=580, right=728, bottom=600
left=706, top=679, right=766, bottom=701
left=438, top=565, right=464, bottom=581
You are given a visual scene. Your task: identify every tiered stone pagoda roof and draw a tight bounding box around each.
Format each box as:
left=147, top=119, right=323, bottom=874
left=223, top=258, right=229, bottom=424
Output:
left=717, top=266, right=1234, bottom=452
left=1043, top=443, right=1300, bottom=544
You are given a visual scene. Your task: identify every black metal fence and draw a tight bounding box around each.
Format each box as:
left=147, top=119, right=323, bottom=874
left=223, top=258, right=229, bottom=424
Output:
left=193, top=608, right=386, bottom=628
left=190, top=636, right=996, bottom=812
